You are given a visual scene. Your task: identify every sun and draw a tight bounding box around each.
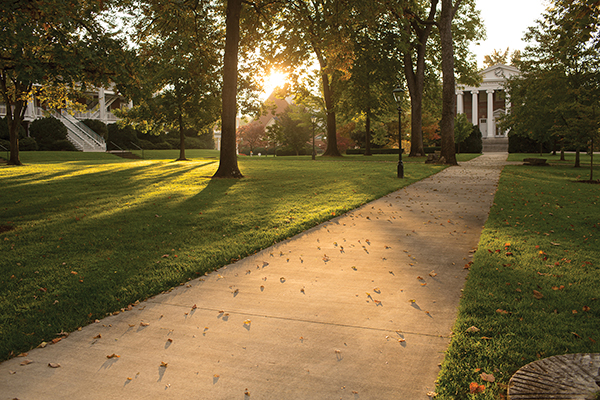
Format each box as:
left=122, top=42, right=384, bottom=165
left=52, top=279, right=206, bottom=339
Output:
left=262, top=70, right=288, bottom=98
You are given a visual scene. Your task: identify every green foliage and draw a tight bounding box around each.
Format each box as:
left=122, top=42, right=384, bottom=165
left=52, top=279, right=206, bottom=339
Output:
left=508, top=133, right=552, bottom=154
left=29, top=117, right=68, bottom=151
left=459, top=125, right=483, bottom=154
left=503, top=0, right=600, bottom=177
left=436, top=164, right=600, bottom=399
left=0, top=0, right=138, bottom=164
left=18, top=137, right=38, bottom=151
left=81, top=119, right=108, bottom=139
left=0, top=118, right=25, bottom=140
left=454, top=113, right=472, bottom=145
left=117, top=0, right=222, bottom=161
left=107, top=123, right=139, bottom=150
left=271, top=104, right=312, bottom=156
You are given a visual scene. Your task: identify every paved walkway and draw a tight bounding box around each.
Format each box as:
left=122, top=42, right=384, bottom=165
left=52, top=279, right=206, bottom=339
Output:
left=0, top=154, right=508, bottom=400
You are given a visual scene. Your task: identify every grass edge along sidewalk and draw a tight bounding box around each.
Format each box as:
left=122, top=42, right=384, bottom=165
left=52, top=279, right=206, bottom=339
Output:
left=435, top=161, right=600, bottom=399
left=0, top=152, right=476, bottom=361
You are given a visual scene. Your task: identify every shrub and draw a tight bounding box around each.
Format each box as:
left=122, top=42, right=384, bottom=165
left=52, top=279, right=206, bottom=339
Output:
left=153, top=142, right=172, bottom=150
left=19, top=137, right=38, bottom=151
left=458, top=125, right=483, bottom=153
left=508, top=134, right=552, bottom=153
left=107, top=123, right=139, bottom=150
left=29, top=117, right=68, bottom=151
left=49, top=139, right=77, bottom=151
left=137, top=139, right=155, bottom=150
left=166, top=138, right=180, bottom=148
left=81, top=119, right=108, bottom=139
left=0, top=139, right=10, bottom=151
left=0, top=117, right=26, bottom=140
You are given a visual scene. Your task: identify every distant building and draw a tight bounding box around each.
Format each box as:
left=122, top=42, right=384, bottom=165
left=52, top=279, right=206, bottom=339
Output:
left=0, top=85, right=130, bottom=152
left=455, top=63, right=520, bottom=138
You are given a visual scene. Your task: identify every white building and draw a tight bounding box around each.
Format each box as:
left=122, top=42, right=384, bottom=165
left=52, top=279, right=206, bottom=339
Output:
left=1, top=86, right=130, bottom=152
left=455, top=63, right=520, bottom=139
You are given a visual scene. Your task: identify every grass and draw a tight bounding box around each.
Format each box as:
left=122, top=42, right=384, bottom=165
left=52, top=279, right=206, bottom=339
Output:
left=436, top=162, right=600, bottom=399
left=0, top=151, right=478, bottom=361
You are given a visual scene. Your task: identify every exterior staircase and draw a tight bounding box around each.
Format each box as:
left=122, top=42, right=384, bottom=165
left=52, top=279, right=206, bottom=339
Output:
left=482, top=137, right=509, bottom=153
left=55, top=110, right=107, bottom=152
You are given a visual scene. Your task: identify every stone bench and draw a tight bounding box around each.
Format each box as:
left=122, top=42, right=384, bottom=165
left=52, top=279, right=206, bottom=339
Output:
left=508, top=353, right=600, bottom=399
left=523, top=158, right=549, bottom=166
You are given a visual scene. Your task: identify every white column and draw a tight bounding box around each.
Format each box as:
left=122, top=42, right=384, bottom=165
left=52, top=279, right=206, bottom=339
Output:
left=456, top=91, right=464, bottom=114
left=487, top=89, right=495, bottom=138
left=25, top=96, right=35, bottom=120
left=99, top=87, right=106, bottom=122
left=471, top=90, right=479, bottom=125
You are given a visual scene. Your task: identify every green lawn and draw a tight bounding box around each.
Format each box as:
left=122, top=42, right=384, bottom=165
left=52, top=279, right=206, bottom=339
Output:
left=0, top=151, right=477, bottom=360
left=436, top=162, right=600, bottom=399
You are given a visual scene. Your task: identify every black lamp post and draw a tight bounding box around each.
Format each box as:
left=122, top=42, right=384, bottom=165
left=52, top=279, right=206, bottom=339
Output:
left=392, top=85, right=404, bottom=178
left=311, top=115, right=316, bottom=160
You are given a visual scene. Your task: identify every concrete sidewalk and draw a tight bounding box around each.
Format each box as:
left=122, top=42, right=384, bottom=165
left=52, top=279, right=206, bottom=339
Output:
left=0, top=154, right=507, bottom=400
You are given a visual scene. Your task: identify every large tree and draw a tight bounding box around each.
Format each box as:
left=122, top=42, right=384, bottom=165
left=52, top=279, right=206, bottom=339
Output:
left=0, top=0, right=136, bottom=165
left=119, top=0, right=222, bottom=161
left=337, top=9, right=401, bottom=156
left=272, top=0, right=359, bottom=157
left=504, top=0, right=600, bottom=177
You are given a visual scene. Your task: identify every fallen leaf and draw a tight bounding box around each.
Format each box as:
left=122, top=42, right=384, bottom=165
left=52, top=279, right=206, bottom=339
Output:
left=140, top=322, right=150, bottom=327
left=167, top=338, right=173, bottom=343
left=583, top=306, right=591, bottom=312
left=192, top=304, right=197, bottom=309
left=398, top=338, right=406, bottom=343
left=160, top=361, right=168, bottom=367
left=48, top=362, right=61, bottom=368
left=243, top=319, right=251, bottom=325
left=93, top=334, right=101, bottom=339
left=469, top=382, right=485, bottom=394
left=20, top=359, right=33, bottom=365
left=466, top=326, right=480, bottom=333
left=480, top=372, right=495, bottom=382
left=496, top=309, right=509, bottom=315
left=106, top=354, right=120, bottom=359
left=533, top=290, right=544, bottom=300
left=429, top=271, right=437, bottom=277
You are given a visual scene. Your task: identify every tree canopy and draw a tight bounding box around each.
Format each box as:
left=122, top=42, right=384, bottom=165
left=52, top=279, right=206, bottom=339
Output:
left=0, top=0, right=137, bottom=165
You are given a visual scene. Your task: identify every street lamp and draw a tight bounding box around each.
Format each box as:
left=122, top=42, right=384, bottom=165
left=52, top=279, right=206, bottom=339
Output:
left=311, top=115, right=317, bottom=160
left=392, top=85, right=404, bottom=178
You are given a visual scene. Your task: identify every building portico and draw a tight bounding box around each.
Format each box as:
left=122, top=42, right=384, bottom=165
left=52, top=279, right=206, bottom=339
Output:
left=455, top=64, right=520, bottom=139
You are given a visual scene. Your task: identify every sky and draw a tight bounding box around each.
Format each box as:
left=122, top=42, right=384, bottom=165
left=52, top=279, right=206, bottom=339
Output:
left=470, top=0, right=549, bottom=68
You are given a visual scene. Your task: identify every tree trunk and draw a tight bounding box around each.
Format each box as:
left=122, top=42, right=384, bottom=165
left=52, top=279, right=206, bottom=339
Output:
left=574, top=149, right=581, bottom=168
left=560, top=147, right=565, bottom=161
left=365, top=107, right=372, bottom=156
left=213, top=0, right=243, bottom=178
left=177, top=112, right=186, bottom=161
left=404, top=0, right=438, bottom=157
left=438, top=0, right=458, bottom=165
left=320, top=70, right=341, bottom=157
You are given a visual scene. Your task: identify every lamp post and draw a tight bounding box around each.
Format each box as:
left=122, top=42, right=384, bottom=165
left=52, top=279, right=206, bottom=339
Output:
left=392, top=85, right=404, bottom=178
left=311, top=115, right=317, bottom=160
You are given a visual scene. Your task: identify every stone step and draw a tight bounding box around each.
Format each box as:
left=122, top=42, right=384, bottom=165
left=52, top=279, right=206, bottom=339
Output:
left=482, top=137, right=508, bottom=153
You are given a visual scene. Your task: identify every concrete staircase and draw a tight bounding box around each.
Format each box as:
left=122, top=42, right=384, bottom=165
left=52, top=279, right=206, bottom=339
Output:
left=55, top=110, right=107, bottom=152
left=482, top=137, right=508, bottom=153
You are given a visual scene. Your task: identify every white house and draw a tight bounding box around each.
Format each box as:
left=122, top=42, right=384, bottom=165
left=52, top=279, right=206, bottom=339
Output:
left=1, top=85, right=130, bottom=152
left=455, top=63, right=520, bottom=139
